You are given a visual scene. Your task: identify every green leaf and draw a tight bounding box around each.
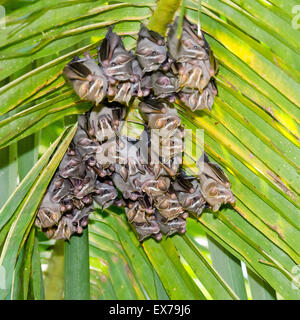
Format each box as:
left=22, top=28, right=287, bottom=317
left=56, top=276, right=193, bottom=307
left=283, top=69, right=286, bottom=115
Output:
left=0, top=124, right=77, bottom=299
left=1, top=0, right=300, bottom=301
left=18, top=133, right=40, bottom=181
left=0, top=129, right=68, bottom=233
left=43, top=240, right=64, bottom=300
left=207, top=235, right=248, bottom=300
left=247, top=268, right=276, bottom=300
left=89, top=209, right=167, bottom=300
left=64, top=228, right=90, bottom=300
left=10, top=227, right=36, bottom=300
left=28, top=235, right=45, bottom=300
left=172, top=234, right=239, bottom=300
left=143, top=237, right=206, bottom=300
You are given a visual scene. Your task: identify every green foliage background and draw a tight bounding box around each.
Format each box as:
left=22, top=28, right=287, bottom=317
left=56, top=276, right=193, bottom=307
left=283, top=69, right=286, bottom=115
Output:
left=0, top=0, right=299, bottom=300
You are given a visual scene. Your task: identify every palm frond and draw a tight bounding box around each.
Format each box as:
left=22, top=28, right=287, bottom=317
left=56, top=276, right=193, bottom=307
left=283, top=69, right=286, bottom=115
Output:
left=0, top=0, right=299, bottom=300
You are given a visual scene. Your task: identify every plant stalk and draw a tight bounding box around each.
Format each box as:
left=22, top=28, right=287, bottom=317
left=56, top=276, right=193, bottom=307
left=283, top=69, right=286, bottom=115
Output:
left=64, top=227, right=90, bottom=300
left=147, top=0, right=181, bottom=35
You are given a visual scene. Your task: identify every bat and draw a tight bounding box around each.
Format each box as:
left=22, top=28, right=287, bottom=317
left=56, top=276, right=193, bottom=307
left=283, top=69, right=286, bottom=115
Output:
left=136, top=24, right=167, bottom=73
left=63, top=53, right=107, bottom=105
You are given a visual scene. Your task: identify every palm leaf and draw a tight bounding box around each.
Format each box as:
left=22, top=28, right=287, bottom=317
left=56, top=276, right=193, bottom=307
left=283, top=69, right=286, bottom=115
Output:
left=0, top=0, right=299, bottom=300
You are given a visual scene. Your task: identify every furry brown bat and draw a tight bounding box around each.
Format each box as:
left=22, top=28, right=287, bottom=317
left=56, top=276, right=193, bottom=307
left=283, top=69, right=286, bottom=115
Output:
left=35, top=174, right=64, bottom=229
left=98, top=27, right=153, bottom=103
left=132, top=218, right=162, bottom=242
left=154, top=191, right=184, bottom=221
left=88, top=103, right=126, bottom=143
left=177, top=59, right=212, bottom=91
left=151, top=71, right=179, bottom=100
left=44, top=205, right=94, bottom=240
left=172, top=170, right=206, bottom=216
left=136, top=24, right=168, bottom=72
left=155, top=210, right=186, bottom=236
left=198, top=153, right=235, bottom=211
left=93, top=180, right=118, bottom=209
left=63, top=53, right=107, bottom=105
left=179, top=80, right=218, bottom=111
left=139, top=98, right=181, bottom=132
left=98, top=27, right=135, bottom=82
left=72, top=166, right=97, bottom=199
left=72, top=119, right=100, bottom=159
left=39, top=17, right=237, bottom=243
left=58, top=149, right=86, bottom=180
left=167, top=17, right=210, bottom=63
left=125, top=197, right=154, bottom=224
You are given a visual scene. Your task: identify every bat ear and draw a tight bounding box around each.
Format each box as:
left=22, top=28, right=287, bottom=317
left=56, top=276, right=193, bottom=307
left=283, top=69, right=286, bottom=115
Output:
left=99, top=27, right=120, bottom=63
left=138, top=23, right=148, bottom=37
left=99, top=37, right=109, bottom=63
left=67, top=60, right=91, bottom=77
left=207, top=162, right=230, bottom=186
left=138, top=24, right=164, bottom=44
left=183, top=16, right=196, bottom=30
left=203, top=152, right=210, bottom=163
left=70, top=55, right=81, bottom=62
left=173, top=15, right=179, bottom=24
left=196, top=151, right=209, bottom=169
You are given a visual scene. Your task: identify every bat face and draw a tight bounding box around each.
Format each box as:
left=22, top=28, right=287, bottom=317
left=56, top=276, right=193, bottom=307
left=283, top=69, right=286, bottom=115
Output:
left=141, top=176, right=171, bottom=197
left=172, top=172, right=206, bottom=216
left=72, top=166, right=97, bottom=199
left=88, top=104, right=125, bottom=143
left=201, top=152, right=231, bottom=188
left=197, top=153, right=235, bottom=211
left=136, top=24, right=167, bottom=72
left=52, top=176, right=73, bottom=203
left=155, top=210, right=186, bottom=236
left=167, top=17, right=209, bottom=62
left=46, top=216, right=73, bottom=240
left=107, top=82, right=134, bottom=105
left=106, top=59, right=146, bottom=105
left=177, top=60, right=211, bottom=91
left=36, top=194, right=62, bottom=229
left=151, top=71, right=179, bottom=99
left=125, top=201, right=153, bottom=224
left=198, top=177, right=235, bottom=211
left=154, top=192, right=184, bottom=221
left=36, top=173, right=68, bottom=229
left=72, top=124, right=100, bottom=158
left=177, top=186, right=206, bottom=217
left=59, top=151, right=86, bottom=179
left=179, top=83, right=216, bottom=111
left=93, top=180, right=118, bottom=209
left=114, top=137, right=147, bottom=178
left=98, top=28, right=149, bottom=104
left=98, top=28, right=134, bottom=82
left=63, top=53, right=107, bottom=105
left=139, top=99, right=181, bottom=131
left=132, top=219, right=161, bottom=242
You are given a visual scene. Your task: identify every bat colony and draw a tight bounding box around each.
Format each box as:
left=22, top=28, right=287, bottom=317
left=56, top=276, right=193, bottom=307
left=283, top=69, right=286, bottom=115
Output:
left=35, top=17, right=235, bottom=241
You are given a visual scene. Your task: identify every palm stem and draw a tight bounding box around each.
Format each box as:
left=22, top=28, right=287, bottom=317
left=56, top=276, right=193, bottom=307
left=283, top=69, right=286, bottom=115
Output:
left=64, top=228, right=90, bottom=300
left=147, top=0, right=181, bottom=35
